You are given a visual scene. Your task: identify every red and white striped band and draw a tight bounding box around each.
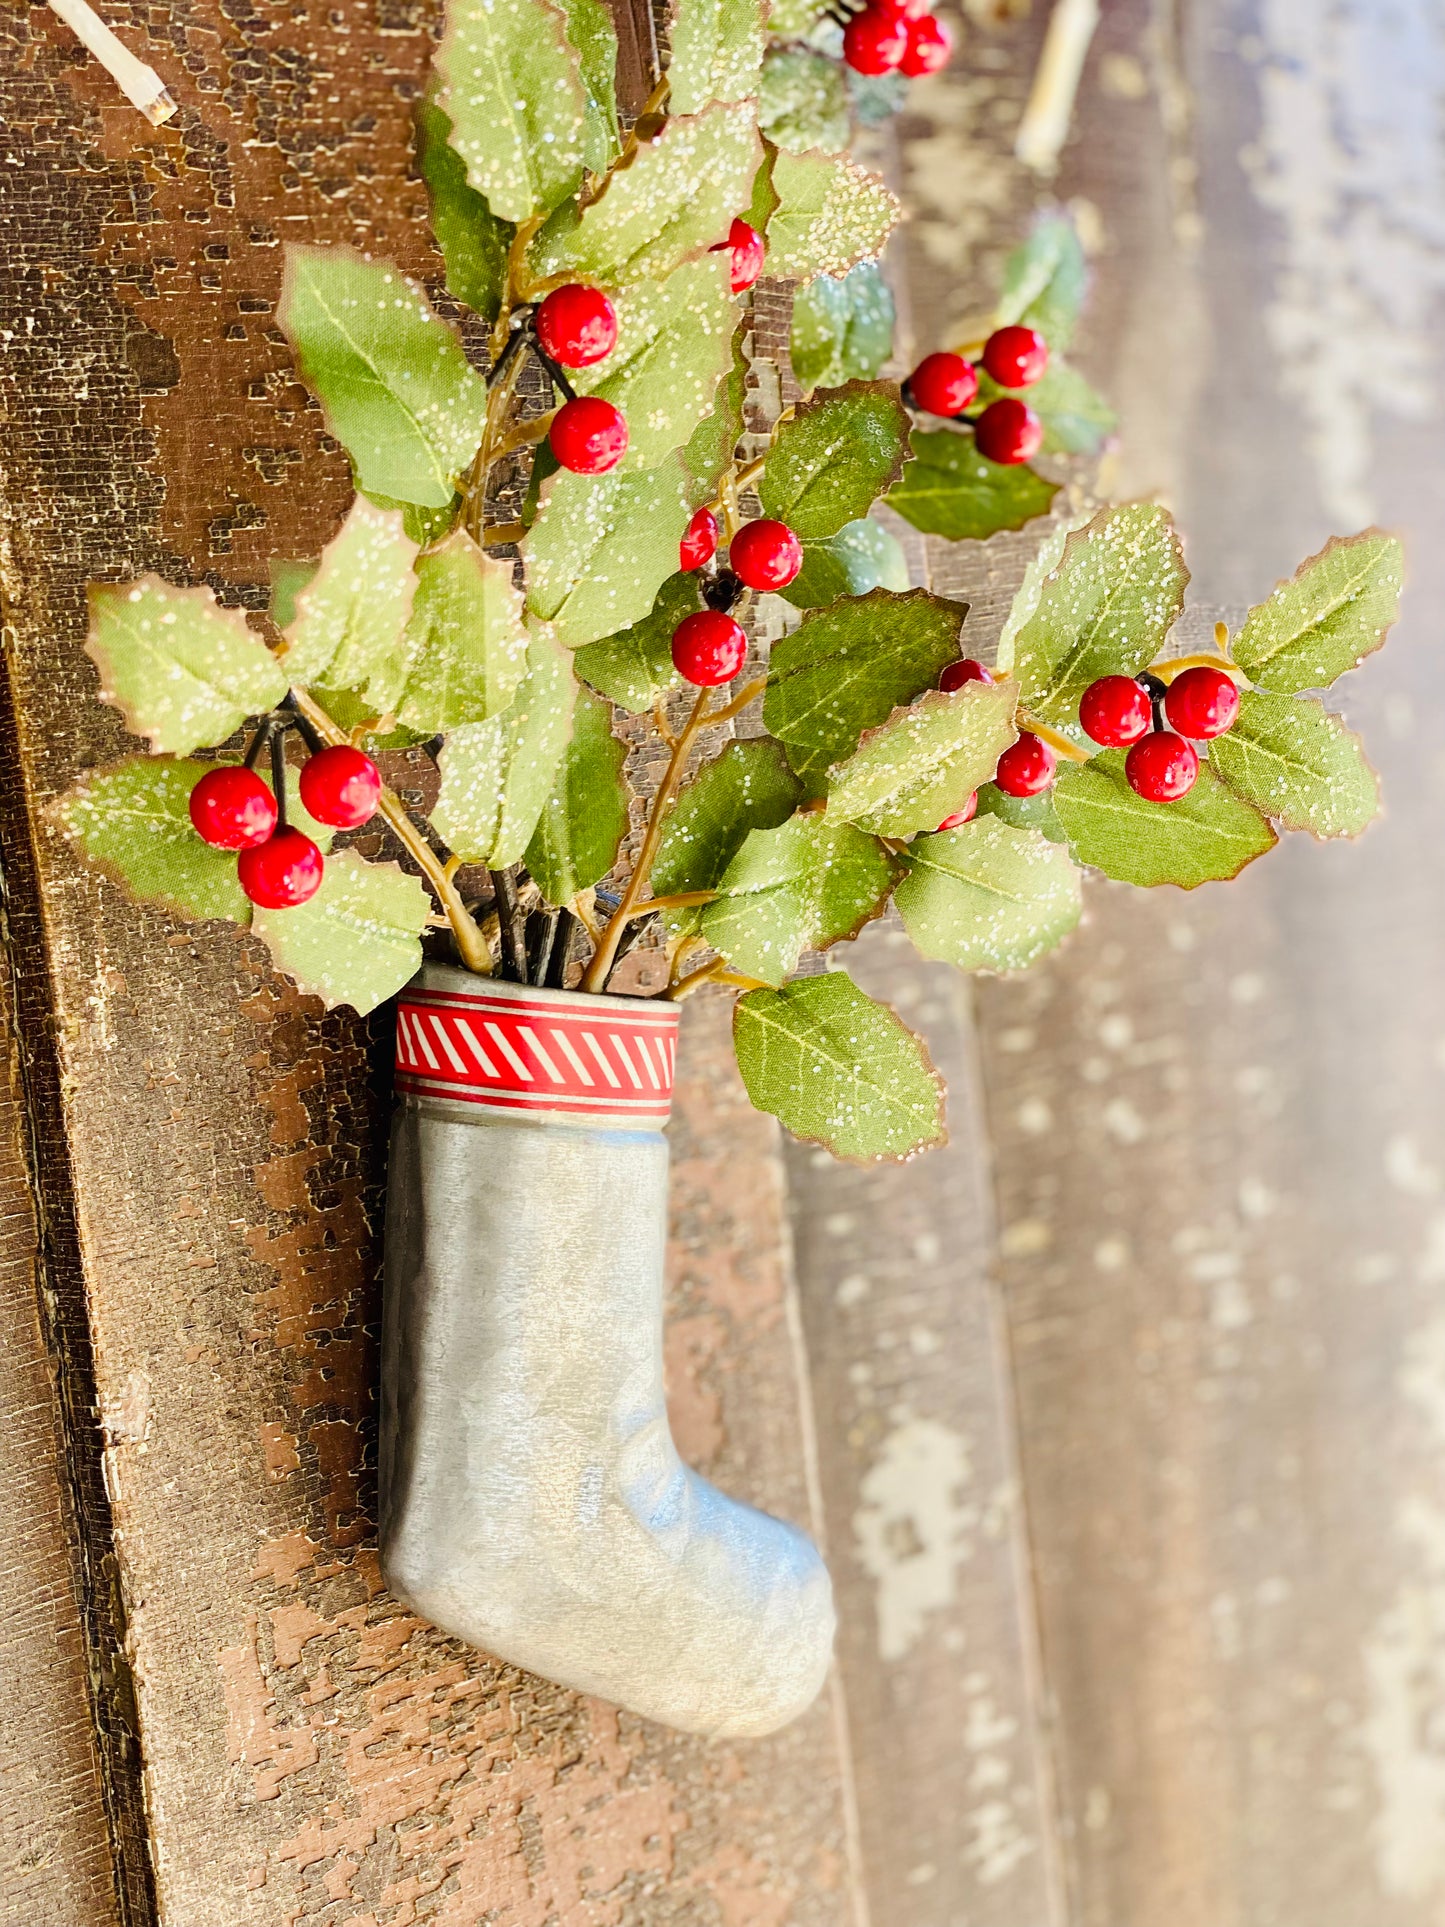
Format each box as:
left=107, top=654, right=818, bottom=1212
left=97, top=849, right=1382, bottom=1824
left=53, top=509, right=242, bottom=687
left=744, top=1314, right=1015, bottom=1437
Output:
left=394, top=977, right=678, bottom=1125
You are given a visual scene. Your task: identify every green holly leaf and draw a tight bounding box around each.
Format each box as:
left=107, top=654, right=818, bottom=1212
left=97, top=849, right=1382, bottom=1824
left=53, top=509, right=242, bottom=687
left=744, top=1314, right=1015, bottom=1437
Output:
left=978, top=359, right=1115, bottom=457
left=995, top=510, right=1091, bottom=676
left=534, top=102, right=762, bottom=286
left=757, top=48, right=849, bottom=153
left=524, top=686, right=629, bottom=903
left=269, top=558, right=317, bottom=632
left=667, top=0, right=764, bottom=116
left=86, top=578, right=286, bottom=756
left=434, top=0, right=588, bottom=221
left=56, top=757, right=329, bottom=927
left=824, top=679, right=1019, bottom=837
left=762, top=587, right=968, bottom=787
left=782, top=516, right=909, bottom=610
left=700, top=814, right=898, bottom=986
left=765, top=0, right=827, bottom=36
left=279, top=247, right=489, bottom=508
left=996, top=215, right=1087, bottom=353
left=758, top=381, right=910, bottom=540
left=574, top=256, right=737, bottom=471
left=1208, top=689, right=1379, bottom=839
left=1053, top=750, right=1276, bottom=888
left=747, top=140, right=781, bottom=236
left=432, top=625, right=577, bottom=866
left=886, top=429, right=1059, bottom=542
left=844, top=65, right=906, bottom=125
left=278, top=496, right=419, bottom=713
left=975, top=781, right=1067, bottom=843
left=396, top=529, right=530, bottom=731
left=790, top=262, right=896, bottom=391
left=650, top=737, right=803, bottom=938
left=524, top=454, right=694, bottom=648
left=573, top=570, right=701, bottom=709
left=765, top=149, right=902, bottom=280
left=1010, top=502, right=1189, bottom=742
left=679, top=329, right=749, bottom=497
left=252, top=852, right=431, bottom=1017
left=558, top=0, right=622, bottom=168
left=733, top=971, right=945, bottom=1160
left=1231, top=530, right=1404, bottom=693
left=416, top=98, right=513, bottom=320
left=895, top=818, right=1081, bottom=973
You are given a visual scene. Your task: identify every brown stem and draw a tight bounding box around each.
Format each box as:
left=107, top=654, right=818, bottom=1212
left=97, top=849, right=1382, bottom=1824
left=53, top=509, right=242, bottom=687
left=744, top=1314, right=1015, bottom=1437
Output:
left=1151, top=651, right=1244, bottom=684
left=668, top=957, right=768, bottom=1002
left=581, top=686, right=711, bottom=993
left=1015, top=709, right=1091, bottom=764
left=289, top=686, right=493, bottom=976
left=626, top=890, right=717, bottom=918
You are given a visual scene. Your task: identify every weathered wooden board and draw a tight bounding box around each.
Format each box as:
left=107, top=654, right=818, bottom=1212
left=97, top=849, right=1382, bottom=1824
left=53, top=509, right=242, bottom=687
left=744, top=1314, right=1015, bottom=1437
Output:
left=0, top=2, right=855, bottom=1920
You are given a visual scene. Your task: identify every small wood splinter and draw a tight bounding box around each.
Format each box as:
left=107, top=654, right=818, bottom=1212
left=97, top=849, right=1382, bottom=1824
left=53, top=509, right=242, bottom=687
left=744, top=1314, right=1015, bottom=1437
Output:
left=47, top=0, right=178, bottom=125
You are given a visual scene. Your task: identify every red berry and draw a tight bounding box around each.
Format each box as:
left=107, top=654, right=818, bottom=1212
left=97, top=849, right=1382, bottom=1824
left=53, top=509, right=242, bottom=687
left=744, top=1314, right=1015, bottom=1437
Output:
left=843, top=5, right=907, bottom=73
left=238, top=828, right=325, bottom=909
left=939, top=656, right=992, bottom=692
left=550, top=396, right=628, bottom=473
left=974, top=397, right=1044, bottom=465
left=299, top=744, right=382, bottom=829
left=680, top=506, right=720, bottom=572
left=1079, top=675, right=1151, bottom=748
left=729, top=518, right=802, bottom=592
left=711, top=217, right=765, bottom=294
left=907, top=351, right=978, bottom=417
left=937, top=791, right=978, bottom=831
left=994, top=733, right=1057, bottom=797
left=899, top=12, right=952, bottom=74
left=1126, top=730, right=1199, bottom=802
left=671, top=609, right=747, bottom=687
left=1164, top=666, right=1240, bottom=741
left=535, top=284, right=618, bottom=368
left=981, top=324, right=1049, bottom=389
left=188, top=765, right=278, bottom=850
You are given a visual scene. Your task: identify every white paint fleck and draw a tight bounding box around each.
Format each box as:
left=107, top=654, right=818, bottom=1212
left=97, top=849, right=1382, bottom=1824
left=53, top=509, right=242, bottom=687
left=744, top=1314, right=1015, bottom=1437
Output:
left=1386, top=1133, right=1441, bottom=1198
left=854, top=1418, right=973, bottom=1661
left=1102, top=1097, right=1145, bottom=1145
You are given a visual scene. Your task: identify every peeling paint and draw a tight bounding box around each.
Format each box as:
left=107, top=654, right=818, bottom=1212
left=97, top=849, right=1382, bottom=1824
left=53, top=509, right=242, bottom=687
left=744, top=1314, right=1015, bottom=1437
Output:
left=854, top=1417, right=974, bottom=1662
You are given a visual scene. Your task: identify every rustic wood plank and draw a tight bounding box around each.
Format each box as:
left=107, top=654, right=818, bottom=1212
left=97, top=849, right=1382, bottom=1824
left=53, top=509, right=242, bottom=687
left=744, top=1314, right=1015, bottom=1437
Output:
left=0, top=2, right=856, bottom=1919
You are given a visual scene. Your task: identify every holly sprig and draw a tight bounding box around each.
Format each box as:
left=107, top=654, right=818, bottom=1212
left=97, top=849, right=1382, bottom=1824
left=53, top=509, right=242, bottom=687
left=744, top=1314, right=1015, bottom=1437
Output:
left=56, top=0, right=1402, bottom=1166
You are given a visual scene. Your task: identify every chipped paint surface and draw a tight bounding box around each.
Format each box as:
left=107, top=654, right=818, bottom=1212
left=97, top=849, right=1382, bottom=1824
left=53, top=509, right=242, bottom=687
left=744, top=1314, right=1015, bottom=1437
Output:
left=854, top=1416, right=975, bottom=1662
left=1243, top=0, right=1445, bottom=525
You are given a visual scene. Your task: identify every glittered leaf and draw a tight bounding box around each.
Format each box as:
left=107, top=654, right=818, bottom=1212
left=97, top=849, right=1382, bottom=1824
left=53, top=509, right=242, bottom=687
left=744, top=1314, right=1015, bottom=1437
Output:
left=650, top=737, right=803, bottom=939
left=757, top=48, right=849, bottom=153
left=996, top=215, right=1087, bottom=353
left=667, top=0, right=764, bottom=116
left=762, top=587, right=968, bottom=787
left=1232, top=530, right=1404, bottom=693
left=269, top=558, right=317, bottom=633
left=534, top=102, right=762, bottom=286
left=524, top=686, right=629, bottom=902
left=782, top=515, right=909, bottom=610
left=975, top=781, right=1067, bottom=844
left=574, top=256, right=737, bottom=471
left=1010, top=502, right=1189, bottom=743
left=432, top=626, right=577, bottom=866
left=279, top=248, right=489, bottom=508
left=700, top=814, right=899, bottom=985
left=86, top=578, right=286, bottom=756
left=435, top=0, right=588, bottom=220
left=886, top=429, right=1059, bottom=542
left=416, top=98, right=513, bottom=319
left=279, top=496, right=419, bottom=712
left=789, top=261, right=896, bottom=391
left=396, top=529, right=530, bottom=731
left=765, top=149, right=901, bottom=280
left=1053, top=749, right=1276, bottom=888
left=765, top=0, right=827, bottom=36
left=558, top=0, right=622, bottom=167
left=679, top=329, right=749, bottom=497
left=524, top=455, right=694, bottom=648
left=824, top=679, right=1019, bottom=837
left=994, top=510, right=1091, bottom=676
left=733, top=971, right=945, bottom=1160
left=252, top=852, right=431, bottom=1016
left=573, top=571, right=701, bottom=709
left=56, top=757, right=328, bottom=928
left=758, top=381, right=909, bottom=540
left=896, top=818, right=1081, bottom=972
left=1208, top=689, right=1379, bottom=839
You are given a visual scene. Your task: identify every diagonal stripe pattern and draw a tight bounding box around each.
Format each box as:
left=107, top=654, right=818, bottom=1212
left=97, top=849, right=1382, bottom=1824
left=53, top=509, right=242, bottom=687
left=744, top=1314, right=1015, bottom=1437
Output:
left=395, top=982, right=679, bottom=1124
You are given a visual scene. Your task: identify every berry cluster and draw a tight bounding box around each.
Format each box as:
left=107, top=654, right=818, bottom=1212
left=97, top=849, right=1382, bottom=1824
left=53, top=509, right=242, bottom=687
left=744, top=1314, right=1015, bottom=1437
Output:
left=842, top=0, right=953, bottom=78
left=670, top=511, right=803, bottom=687
left=188, top=716, right=383, bottom=908
left=904, top=326, right=1050, bottom=465
left=1079, top=666, right=1240, bottom=801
